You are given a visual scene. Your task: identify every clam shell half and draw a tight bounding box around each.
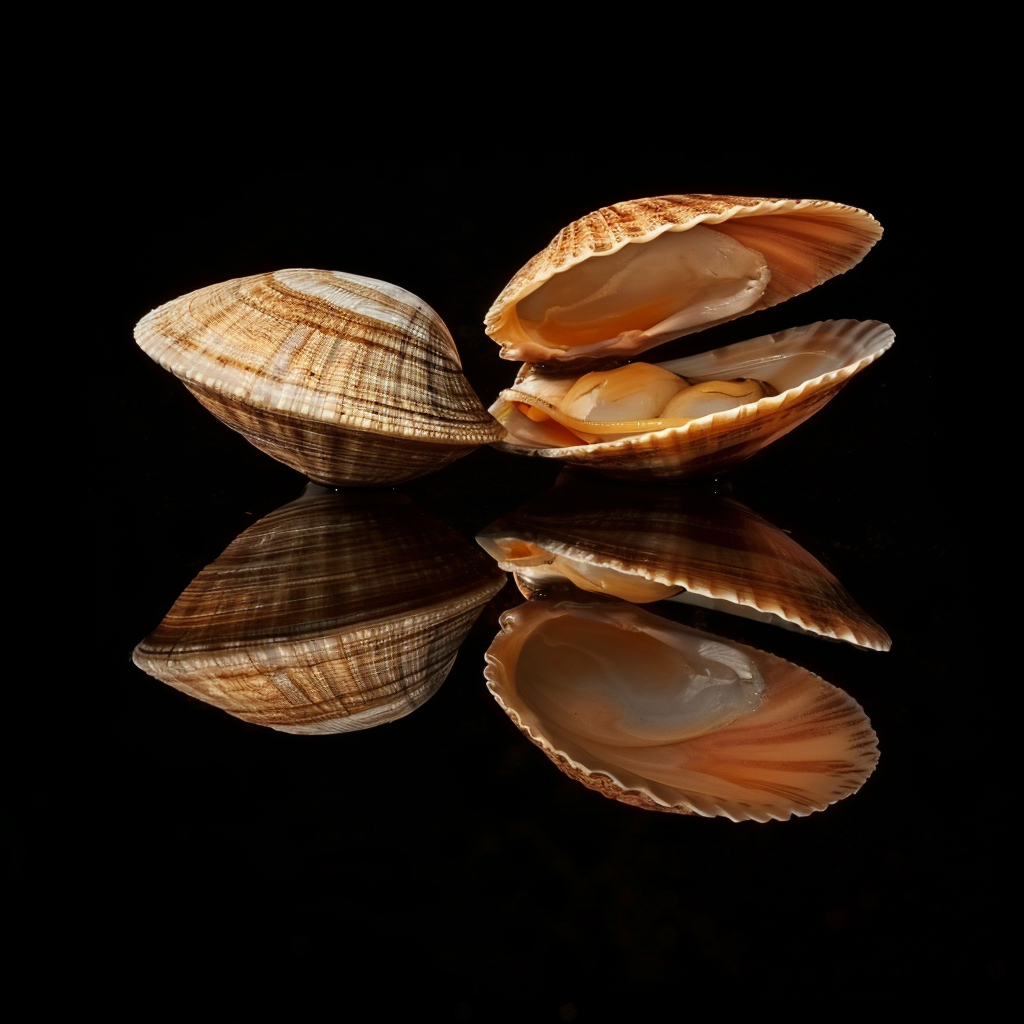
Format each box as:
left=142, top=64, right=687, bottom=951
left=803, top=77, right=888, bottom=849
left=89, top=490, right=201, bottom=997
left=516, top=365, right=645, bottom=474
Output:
left=484, top=600, right=879, bottom=822
left=485, top=194, right=882, bottom=364
left=490, top=319, right=894, bottom=481
left=135, top=270, right=504, bottom=485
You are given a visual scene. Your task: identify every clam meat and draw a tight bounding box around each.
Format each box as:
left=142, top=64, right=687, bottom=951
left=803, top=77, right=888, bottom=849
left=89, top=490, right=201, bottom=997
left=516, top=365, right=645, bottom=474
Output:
left=491, top=319, right=894, bottom=480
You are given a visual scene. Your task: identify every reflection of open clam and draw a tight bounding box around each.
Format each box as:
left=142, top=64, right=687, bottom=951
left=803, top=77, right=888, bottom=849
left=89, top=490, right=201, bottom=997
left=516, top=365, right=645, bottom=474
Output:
left=485, top=600, right=878, bottom=822
left=476, top=475, right=890, bottom=650
left=135, top=270, right=503, bottom=485
left=485, top=195, right=889, bottom=480
left=133, top=490, right=505, bottom=733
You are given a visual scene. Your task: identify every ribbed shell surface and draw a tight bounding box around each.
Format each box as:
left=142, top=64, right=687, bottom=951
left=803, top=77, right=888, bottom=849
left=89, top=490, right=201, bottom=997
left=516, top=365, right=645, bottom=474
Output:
left=133, top=492, right=506, bottom=733
left=135, top=269, right=503, bottom=484
left=485, top=195, right=883, bottom=363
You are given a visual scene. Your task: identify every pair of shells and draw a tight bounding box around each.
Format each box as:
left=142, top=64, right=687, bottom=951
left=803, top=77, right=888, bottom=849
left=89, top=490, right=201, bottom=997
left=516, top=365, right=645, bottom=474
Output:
left=485, top=195, right=892, bottom=479
left=135, top=270, right=503, bottom=485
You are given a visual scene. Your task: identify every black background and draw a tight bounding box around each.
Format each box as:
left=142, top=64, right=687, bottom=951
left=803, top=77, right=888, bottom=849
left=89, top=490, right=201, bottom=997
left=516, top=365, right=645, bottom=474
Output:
left=38, top=98, right=998, bottom=1016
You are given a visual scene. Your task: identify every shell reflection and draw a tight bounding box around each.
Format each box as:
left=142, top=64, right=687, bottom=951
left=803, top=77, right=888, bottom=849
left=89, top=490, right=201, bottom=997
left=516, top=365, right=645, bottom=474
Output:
left=134, top=489, right=505, bottom=733
left=476, top=474, right=890, bottom=650
left=485, top=600, right=878, bottom=822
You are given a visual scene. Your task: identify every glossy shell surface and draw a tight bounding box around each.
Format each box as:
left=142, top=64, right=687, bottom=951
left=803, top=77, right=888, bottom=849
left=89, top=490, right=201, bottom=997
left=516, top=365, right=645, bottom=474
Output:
left=135, top=269, right=504, bottom=485
left=484, top=600, right=879, bottom=822
left=490, top=319, right=894, bottom=481
left=485, top=195, right=882, bottom=364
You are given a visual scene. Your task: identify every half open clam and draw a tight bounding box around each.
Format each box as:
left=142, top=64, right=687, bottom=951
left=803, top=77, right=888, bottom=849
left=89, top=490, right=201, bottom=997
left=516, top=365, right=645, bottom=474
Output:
left=485, top=194, right=889, bottom=480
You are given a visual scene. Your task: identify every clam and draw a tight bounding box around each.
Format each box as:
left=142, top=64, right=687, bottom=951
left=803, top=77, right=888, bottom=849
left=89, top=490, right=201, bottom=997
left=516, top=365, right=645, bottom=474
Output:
left=490, top=319, right=894, bottom=480
left=135, top=269, right=504, bottom=486
left=133, top=488, right=506, bottom=733
left=484, top=600, right=879, bottom=821
left=485, top=194, right=882, bottom=365
left=476, top=475, right=890, bottom=650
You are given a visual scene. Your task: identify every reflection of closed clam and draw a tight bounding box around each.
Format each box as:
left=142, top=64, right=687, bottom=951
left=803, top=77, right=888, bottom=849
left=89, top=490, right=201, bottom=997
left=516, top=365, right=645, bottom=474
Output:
left=134, top=269, right=503, bottom=485
left=133, top=490, right=506, bottom=733
left=484, top=600, right=879, bottom=822
left=486, top=194, right=891, bottom=480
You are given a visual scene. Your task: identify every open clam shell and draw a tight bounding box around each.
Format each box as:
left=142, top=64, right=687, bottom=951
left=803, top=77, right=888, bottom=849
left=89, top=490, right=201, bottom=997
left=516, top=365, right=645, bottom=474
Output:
left=476, top=476, right=890, bottom=650
left=490, top=319, right=894, bottom=481
left=133, top=489, right=506, bottom=733
left=485, top=194, right=882, bottom=364
left=484, top=600, right=879, bottom=822
left=135, top=269, right=504, bottom=485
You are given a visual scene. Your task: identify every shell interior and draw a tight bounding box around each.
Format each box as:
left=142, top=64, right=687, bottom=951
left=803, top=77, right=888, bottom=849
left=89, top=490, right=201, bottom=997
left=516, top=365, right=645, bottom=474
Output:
left=486, top=195, right=883, bottom=364
left=485, top=600, right=878, bottom=822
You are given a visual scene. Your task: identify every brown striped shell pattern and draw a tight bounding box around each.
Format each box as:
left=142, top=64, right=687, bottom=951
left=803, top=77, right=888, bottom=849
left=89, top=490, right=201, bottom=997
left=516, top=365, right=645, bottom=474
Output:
left=484, top=195, right=891, bottom=480
left=133, top=489, right=506, bottom=734
left=135, top=269, right=503, bottom=485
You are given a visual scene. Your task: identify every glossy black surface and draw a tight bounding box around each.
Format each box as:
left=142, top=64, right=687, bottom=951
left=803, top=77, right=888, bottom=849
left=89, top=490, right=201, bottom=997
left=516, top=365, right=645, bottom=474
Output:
left=53, top=143, right=998, bottom=1013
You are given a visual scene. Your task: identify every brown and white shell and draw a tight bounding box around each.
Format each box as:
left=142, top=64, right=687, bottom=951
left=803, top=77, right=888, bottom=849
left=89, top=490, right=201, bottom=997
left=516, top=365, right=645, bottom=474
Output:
left=135, top=269, right=504, bottom=485
left=133, top=489, right=506, bottom=734
left=489, top=319, right=894, bottom=481
left=476, top=476, right=890, bottom=650
left=485, top=194, right=882, bottom=364
left=484, top=600, right=879, bottom=822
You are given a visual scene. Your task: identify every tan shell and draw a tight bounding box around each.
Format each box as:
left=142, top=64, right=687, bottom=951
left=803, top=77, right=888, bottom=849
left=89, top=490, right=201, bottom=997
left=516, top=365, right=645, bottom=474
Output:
left=484, top=600, right=878, bottom=822
left=133, top=489, right=506, bottom=733
left=135, top=269, right=504, bottom=485
left=485, top=194, right=882, bottom=364
left=476, top=476, right=890, bottom=650
left=490, top=319, right=894, bottom=481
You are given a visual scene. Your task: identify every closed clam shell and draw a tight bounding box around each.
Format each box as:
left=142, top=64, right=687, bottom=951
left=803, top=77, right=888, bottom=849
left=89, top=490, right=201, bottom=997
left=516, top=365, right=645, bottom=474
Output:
left=476, top=477, right=890, bottom=650
left=135, top=269, right=504, bottom=485
left=490, top=319, right=894, bottom=481
left=133, top=490, right=506, bottom=733
left=484, top=600, right=879, bottom=822
left=485, top=194, right=882, bottom=364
